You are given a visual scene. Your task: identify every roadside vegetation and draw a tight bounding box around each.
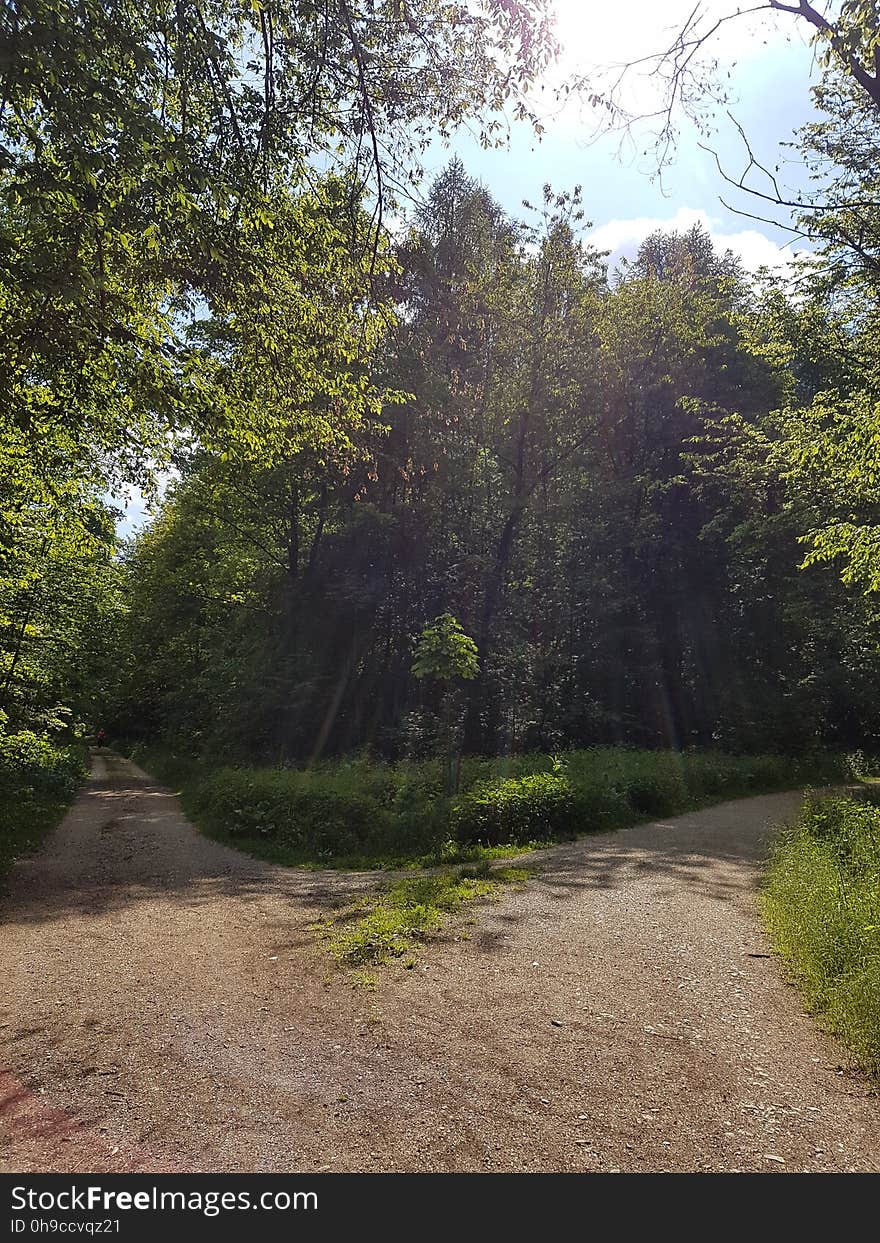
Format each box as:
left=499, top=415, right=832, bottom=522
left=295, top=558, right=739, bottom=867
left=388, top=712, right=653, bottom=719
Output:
left=129, top=742, right=844, bottom=974
left=317, top=863, right=531, bottom=974
left=0, top=732, right=86, bottom=887
left=131, top=744, right=842, bottom=871
left=763, top=793, right=880, bottom=1076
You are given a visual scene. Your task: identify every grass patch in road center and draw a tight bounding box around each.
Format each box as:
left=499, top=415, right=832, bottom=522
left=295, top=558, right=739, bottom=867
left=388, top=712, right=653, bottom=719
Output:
left=316, top=862, right=530, bottom=968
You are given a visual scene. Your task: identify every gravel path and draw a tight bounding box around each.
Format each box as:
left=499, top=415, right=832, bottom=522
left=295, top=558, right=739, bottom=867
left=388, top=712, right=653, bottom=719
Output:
left=1, top=753, right=878, bottom=1173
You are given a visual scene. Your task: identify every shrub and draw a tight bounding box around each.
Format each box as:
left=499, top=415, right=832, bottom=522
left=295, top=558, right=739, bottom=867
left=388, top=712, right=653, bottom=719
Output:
left=451, top=772, right=576, bottom=846
left=141, top=743, right=846, bottom=868
left=624, top=763, right=689, bottom=816
left=0, top=730, right=84, bottom=801
left=0, top=730, right=86, bottom=885
left=191, top=768, right=390, bottom=858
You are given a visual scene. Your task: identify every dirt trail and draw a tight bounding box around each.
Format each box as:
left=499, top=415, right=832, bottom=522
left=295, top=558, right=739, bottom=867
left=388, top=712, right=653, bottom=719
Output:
left=1, top=753, right=877, bottom=1173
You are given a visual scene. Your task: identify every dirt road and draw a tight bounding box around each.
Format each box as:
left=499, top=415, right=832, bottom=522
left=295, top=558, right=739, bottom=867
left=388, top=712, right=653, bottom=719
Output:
left=2, top=753, right=877, bottom=1172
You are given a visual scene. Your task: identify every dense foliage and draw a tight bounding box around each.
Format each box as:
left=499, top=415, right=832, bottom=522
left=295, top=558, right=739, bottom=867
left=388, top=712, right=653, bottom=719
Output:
left=108, top=165, right=880, bottom=760
left=0, top=1, right=555, bottom=799
left=135, top=744, right=843, bottom=868
left=5, top=5, right=880, bottom=842
left=0, top=730, right=86, bottom=883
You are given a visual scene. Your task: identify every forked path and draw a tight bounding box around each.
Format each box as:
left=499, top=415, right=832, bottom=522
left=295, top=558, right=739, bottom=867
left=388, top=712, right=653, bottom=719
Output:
left=2, top=754, right=878, bottom=1172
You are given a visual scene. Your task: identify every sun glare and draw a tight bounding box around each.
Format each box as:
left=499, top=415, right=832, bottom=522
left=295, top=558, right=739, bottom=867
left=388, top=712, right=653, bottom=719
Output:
left=550, top=0, right=792, bottom=71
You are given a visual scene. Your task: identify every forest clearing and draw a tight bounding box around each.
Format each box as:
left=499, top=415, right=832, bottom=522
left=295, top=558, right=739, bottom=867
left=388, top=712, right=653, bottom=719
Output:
left=3, top=0, right=880, bottom=1199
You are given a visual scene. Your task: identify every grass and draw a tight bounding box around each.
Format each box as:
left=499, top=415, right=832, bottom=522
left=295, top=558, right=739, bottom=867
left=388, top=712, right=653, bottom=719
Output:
left=763, top=794, right=880, bottom=1076
left=125, top=740, right=845, bottom=973
left=128, top=742, right=843, bottom=871
left=0, top=790, right=73, bottom=890
left=315, top=863, right=531, bottom=969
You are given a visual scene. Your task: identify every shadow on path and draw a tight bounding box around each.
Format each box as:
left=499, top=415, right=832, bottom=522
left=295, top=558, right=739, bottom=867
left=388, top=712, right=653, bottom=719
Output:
left=2, top=752, right=805, bottom=940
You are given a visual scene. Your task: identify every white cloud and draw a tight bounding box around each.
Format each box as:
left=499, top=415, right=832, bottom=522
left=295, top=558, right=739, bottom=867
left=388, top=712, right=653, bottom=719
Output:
left=587, top=206, right=803, bottom=275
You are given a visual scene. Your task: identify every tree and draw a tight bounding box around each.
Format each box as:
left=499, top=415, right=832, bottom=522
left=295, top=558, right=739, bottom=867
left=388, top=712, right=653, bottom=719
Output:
left=411, top=613, right=478, bottom=793
left=579, top=7, right=880, bottom=647
left=748, top=77, right=880, bottom=594
left=0, top=5, right=560, bottom=742
left=109, top=165, right=880, bottom=763
left=0, top=479, right=121, bottom=737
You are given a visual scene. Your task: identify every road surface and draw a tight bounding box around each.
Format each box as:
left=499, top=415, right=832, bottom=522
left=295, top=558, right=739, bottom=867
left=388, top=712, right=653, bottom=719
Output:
left=2, top=752, right=877, bottom=1172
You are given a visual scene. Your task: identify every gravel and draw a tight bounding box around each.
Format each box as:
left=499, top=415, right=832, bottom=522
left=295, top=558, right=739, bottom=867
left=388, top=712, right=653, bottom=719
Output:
left=2, top=753, right=877, bottom=1173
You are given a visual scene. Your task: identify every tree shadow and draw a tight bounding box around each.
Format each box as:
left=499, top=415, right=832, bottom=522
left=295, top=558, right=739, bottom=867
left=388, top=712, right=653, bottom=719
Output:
left=461, top=799, right=801, bottom=955
left=1, top=763, right=383, bottom=930
left=1, top=759, right=803, bottom=957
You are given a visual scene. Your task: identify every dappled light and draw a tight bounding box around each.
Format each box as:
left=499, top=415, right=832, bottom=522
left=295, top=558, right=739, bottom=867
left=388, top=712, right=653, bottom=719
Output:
left=3, top=0, right=880, bottom=1182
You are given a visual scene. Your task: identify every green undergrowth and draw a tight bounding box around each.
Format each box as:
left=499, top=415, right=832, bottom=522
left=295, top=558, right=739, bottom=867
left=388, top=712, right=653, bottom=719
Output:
left=763, top=794, right=880, bottom=1076
left=315, top=862, right=531, bottom=970
left=0, top=731, right=86, bottom=888
left=128, top=742, right=843, bottom=871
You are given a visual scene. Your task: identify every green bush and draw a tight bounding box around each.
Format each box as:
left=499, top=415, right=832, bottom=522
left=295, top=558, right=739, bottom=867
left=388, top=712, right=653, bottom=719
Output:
left=0, top=730, right=86, bottom=885
left=764, top=796, right=880, bottom=1075
left=140, top=743, right=846, bottom=868
left=190, top=768, right=390, bottom=858
left=451, top=772, right=576, bottom=846
left=624, top=764, right=689, bottom=816
left=0, top=730, right=84, bottom=800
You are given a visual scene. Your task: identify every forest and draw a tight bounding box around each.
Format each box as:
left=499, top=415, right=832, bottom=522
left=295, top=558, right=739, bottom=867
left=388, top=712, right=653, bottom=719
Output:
left=109, top=178, right=880, bottom=764
left=5, top=106, right=880, bottom=769
left=3, top=5, right=880, bottom=809
left=3, top=3, right=880, bottom=1182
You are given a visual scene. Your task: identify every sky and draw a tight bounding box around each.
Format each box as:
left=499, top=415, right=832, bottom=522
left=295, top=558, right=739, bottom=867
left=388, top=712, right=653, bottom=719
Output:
left=116, top=0, right=824, bottom=536
left=438, top=0, right=822, bottom=271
